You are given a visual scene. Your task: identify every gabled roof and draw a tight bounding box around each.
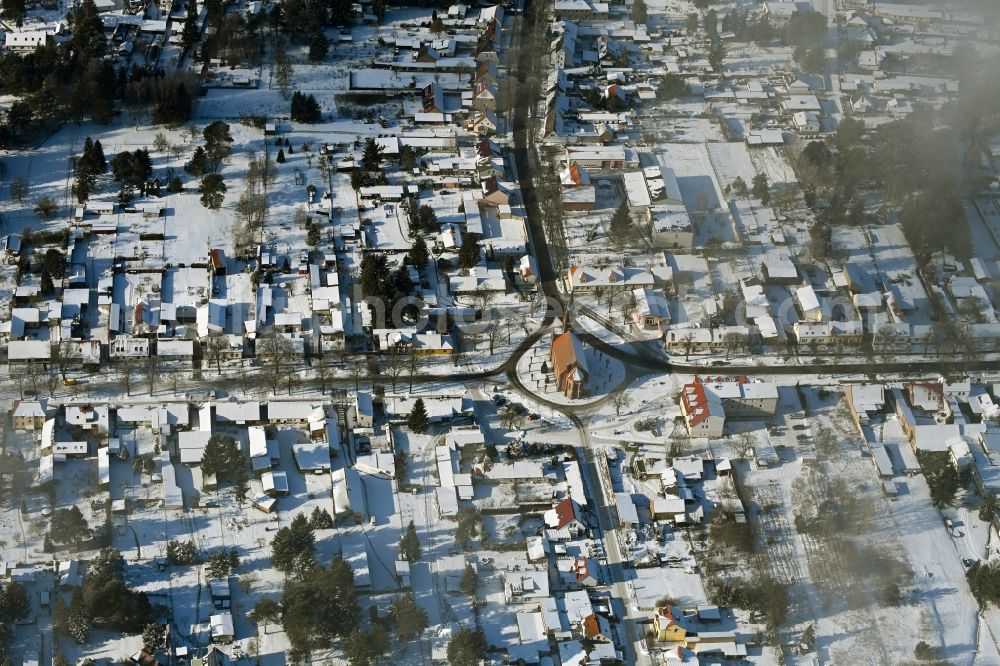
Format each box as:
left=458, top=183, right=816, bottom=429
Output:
left=909, top=381, right=944, bottom=413
left=681, top=378, right=724, bottom=427
left=582, top=612, right=600, bottom=638
left=550, top=497, right=582, bottom=528
left=561, top=161, right=591, bottom=186
left=476, top=138, right=500, bottom=158
left=12, top=400, right=47, bottom=419
left=551, top=330, right=589, bottom=377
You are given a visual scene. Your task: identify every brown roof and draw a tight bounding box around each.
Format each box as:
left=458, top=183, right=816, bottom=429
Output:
left=582, top=612, right=600, bottom=638
left=551, top=330, right=582, bottom=378
left=552, top=497, right=578, bottom=528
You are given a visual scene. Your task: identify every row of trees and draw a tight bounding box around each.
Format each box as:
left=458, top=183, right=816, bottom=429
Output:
left=793, top=115, right=972, bottom=263
left=261, top=507, right=485, bottom=664
left=0, top=583, right=30, bottom=660
left=54, top=548, right=155, bottom=643
left=185, top=121, right=235, bottom=210
left=290, top=92, right=323, bottom=123
left=0, top=2, right=198, bottom=145
left=358, top=253, right=415, bottom=327
left=72, top=137, right=107, bottom=204
left=268, top=509, right=358, bottom=662
left=201, top=434, right=251, bottom=502
left=281, top=557, right=358, bottom=663
left=698, top=8, right=727, bottom=72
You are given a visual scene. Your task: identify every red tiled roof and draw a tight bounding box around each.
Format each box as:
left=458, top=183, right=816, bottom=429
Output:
left=582, top=613, right=600, bottom=638
left=552, top=497, right=577, bottom=528
left=568, top=162, right=584, bottom=186
left=681, top=379, right=712, bottom=426
left=209, top=248, right=224, bottom=270
left=551, top=331, right=582, bottom=379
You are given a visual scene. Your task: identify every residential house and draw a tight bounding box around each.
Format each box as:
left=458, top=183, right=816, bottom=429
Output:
left=792, top=319, right=863, bottom=347
left=679, top=376, right=778, bottom=436
left=12, top=400, right=48, bottom=431
left=422, top=82, right=445, bottom=113
left=354, top=391, right=374, bottom=428
left=679, top=379, right=726, bottom=437
left=795, top=284, right=823, bottom=321
left=909, top=381, right=947, bottom=416
left=570, top=558, right=599, bottom=587
left=472, top=82, right=497, bottom=112
left=7, top=340, right=52, bottom=364
left=561, top=162, right=596, bottom=213
left=468, top=110, right=498, bottom=135
left=846, top=384, right=886, bottom=428
left=652, top=606, right=688, bottom=643
left=504, top=570, right=550, bottom=604
left=4, top=30, right=52, bottom=53
left=481, top=177, right=510, bottom=206
left=261, top=470, right=290, bottom=497
left=648, top=205, right=693, bottom=250
left=543, top=498, right=587, bottom=537
left=631, top=288, right=670, bottom=333
left=567, top=265, right=655, bottom=292
left=209, top=612, right=234, bottom=643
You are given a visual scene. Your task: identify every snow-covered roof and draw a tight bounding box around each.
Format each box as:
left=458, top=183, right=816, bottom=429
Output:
left=210, top=612, right=234, bottom=639
left=214, top=401, right=261, bottom=424
left=178, top=431, right=212, bottom=465
left=262, top=470, right=289, bottom=494
left=292, top=441, right=331, bottom=472
left=12, top=400, right=47, bottom=419
left=267, top=401, right=321, bottom=422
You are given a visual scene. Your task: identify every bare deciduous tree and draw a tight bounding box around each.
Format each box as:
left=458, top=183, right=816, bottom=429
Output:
left=729, top=432, right=755, bottom=460
left=51, top=340, right=73, bottom=381
left=315, top=349, right=331, bottom=395
left=119, top=359, right=137, bottom=396
left=9, top=177, right=28, bottom=204
left=45, top=368, right=60, bottom=397
left=723, top=332, right=747, bottom=360
left=9, top=364, right=28, bottom=399
left=612, top=392, right=632, bottom=417
left=144, top=355, right=159, bottom=395
left=205, top=332, right=229, bottom=374
left=256, top=334, right=293, bottom=395
left=681, top=333, right=697, bottom=361
left=384, top=348, right=406, bottom=392
left=485, top=321, right=505, bottom=356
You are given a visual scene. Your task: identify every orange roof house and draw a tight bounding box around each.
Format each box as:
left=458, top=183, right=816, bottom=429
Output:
left=572, top=557, right=599, bottom=586
left=653, top=606, right=689, bottom=643
left=679, top=377, right=726, bottom=437
left=544, top=498, right=586, bottom=536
